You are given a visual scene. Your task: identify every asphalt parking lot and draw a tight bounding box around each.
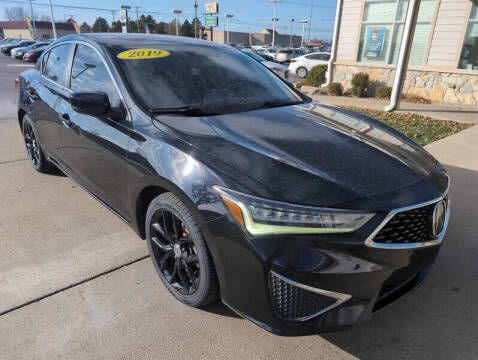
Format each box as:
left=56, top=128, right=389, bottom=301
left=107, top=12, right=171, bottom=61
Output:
left=0, top=54, right=477, bottom=360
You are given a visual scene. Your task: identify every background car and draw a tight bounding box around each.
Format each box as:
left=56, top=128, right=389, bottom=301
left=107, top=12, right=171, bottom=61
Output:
left=13, top=41, right=49, bottom=59
left=1, top=40, right=35, bottom=55
left=0, top=38, right=22, bottom=51
left=288, top=51, right=331, bottom=78
left=252, top=48, right=274, bottom=61
left=263, top=47, right=278, bottom=61
left=23, top=44, right=48, bottom=62
left=241, top=49, right=289, bottom=77
left=276, top=48, right=305, bottom=64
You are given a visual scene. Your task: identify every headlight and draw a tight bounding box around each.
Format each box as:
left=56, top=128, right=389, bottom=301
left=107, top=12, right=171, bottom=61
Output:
left=214, top=186, right=374, bottom=236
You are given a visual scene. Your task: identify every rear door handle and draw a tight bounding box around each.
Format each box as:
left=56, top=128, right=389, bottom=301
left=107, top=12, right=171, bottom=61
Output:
left=61, top=113, right=72, bottom=128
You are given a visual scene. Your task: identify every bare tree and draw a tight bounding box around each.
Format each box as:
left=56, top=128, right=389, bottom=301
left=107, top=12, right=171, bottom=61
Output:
left=38, top=14, right=51, bottom=21
left=4, top=6, right=27, bottom=21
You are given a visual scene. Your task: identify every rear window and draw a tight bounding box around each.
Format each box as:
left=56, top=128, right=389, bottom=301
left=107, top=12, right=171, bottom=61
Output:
left=111, top=44, right=303, bottom=114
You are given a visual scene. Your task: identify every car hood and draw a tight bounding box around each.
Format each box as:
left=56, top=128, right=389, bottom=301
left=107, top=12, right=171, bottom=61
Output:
left=154, top=102, right=438, bottom=209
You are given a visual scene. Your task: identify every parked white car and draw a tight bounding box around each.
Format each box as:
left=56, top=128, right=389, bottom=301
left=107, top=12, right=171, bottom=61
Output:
left=288, top=52, right=331, bottom=78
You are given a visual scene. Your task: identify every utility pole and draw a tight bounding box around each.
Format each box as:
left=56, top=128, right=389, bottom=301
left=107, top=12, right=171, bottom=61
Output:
left=194, top=0, right=198, bottom=38
left=289, top=18, right=294, bottom=47
left=300, top=20, right=307, bottom=48
left=135, top=6, right=141, bottom=33
left=225, top=14, right=233, bottom=45
left=28, top=0, right=37, bottom=39
left=173, top=9, right=182, bottom=36
left=48, top=0, right=57, bottom=39
left=269, top=0, right=281, bottom=47
left=307, top=4, right=312, bottom=46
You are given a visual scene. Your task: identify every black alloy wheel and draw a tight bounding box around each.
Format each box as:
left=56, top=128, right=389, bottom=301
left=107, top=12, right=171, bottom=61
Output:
left=150, top=210, right=200, bottom=295
left=146, top=193, right=218, bottom=307
left=22, top=114, right=52, bottom=173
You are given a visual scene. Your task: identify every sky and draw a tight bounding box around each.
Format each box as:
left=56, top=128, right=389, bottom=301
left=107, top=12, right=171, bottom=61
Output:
left=0, top=0, right=337, bottom=40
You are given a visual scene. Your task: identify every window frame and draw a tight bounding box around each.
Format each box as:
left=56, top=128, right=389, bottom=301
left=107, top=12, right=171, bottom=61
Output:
left=40, top=40, right=130, bottom=122
left=457, top=3, right=478, bottom=71
left=40, top=42, right=75, bottom=88
left=357, top=0, right=436, bottom=66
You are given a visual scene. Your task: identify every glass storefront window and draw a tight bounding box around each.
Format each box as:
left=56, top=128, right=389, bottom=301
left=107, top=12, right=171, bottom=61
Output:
left=458, top=4, right=478, bottom=70
left=357, top=0, right=436, bottom=66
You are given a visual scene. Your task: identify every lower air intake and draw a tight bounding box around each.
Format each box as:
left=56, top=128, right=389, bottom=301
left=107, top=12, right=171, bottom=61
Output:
left=269, top=272, right=337, bottom=321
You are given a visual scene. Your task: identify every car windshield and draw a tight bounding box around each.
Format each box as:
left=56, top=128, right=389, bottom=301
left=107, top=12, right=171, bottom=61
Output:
left=111, top=44, right=304, bottom=115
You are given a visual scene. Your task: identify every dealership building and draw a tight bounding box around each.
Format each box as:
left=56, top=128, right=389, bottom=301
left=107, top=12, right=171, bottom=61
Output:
left=0, top=20, right=76, bottom=40
left=330, top=0, right=478, bottom=105
left=206, top=28, right=303, bottom=47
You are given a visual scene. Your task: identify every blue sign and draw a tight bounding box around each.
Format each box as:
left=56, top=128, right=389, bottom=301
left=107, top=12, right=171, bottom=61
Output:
left=365, top=27, right=385, bottom=58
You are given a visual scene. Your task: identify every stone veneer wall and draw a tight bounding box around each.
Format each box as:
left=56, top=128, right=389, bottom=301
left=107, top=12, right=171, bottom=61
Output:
left=333, top=64, right=478, bottom=106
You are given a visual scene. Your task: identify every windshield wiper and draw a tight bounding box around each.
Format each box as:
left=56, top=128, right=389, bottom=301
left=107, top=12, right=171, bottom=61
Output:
left=149, top=105, right=218, bottom=116
left=253, top=100, right=305, bottom=110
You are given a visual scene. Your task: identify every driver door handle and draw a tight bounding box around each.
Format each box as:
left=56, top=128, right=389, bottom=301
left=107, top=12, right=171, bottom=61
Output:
left=61, top=113, right=72, bottom=128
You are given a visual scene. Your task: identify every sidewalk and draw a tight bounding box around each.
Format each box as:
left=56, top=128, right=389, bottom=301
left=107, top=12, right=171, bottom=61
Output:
left=313, top=95, right=478, bottom=124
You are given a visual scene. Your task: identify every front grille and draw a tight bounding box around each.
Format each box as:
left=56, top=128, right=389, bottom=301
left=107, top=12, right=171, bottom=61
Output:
left=269, top=272, right=336, bottom=321
left=373, top=203, right=436, bottom=244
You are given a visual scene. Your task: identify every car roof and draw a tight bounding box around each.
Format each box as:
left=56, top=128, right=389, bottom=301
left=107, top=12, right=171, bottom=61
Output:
left=57, top=33, right=227, bottom=49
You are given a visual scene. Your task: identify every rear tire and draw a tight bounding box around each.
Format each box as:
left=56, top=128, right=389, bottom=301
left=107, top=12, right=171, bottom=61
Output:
left=146, top=192, right=219, bottom=307
left=296, top=66, right=308, bottom=78
left=22, top=114, right=52, bottom=174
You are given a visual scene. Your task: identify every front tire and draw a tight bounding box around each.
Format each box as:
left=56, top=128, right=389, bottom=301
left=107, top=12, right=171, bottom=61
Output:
left=22, top=114, right=52, bottom=173
left=296, top=66, right=308, bottom=78
left=146, top=192, right=219, bottom=307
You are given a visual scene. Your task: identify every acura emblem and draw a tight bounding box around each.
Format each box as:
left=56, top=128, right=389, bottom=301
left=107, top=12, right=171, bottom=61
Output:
left=431, top=200, right=446, bottom=237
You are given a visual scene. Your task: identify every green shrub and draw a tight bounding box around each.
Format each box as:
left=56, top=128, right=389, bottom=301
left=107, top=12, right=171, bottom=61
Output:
left=328, top=82, right=344, bottom=96
left=305, top=65, right=327, bottom=87
left=351, top=72, right=369, bottom=97
left=375, top=86, right=392, bottom=99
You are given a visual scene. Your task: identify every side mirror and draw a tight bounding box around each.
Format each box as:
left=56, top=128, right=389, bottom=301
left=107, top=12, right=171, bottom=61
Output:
left=70, top=91, right=110, bottom=116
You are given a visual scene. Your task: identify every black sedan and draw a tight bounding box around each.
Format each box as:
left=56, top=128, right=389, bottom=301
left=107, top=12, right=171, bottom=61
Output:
left=16, top=34, right=449, bottom=335
left=2, top=39, right=35, bottom=55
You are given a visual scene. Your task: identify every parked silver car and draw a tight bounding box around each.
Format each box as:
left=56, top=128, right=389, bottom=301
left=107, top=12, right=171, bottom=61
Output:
left=276, top=48, right=305, bottom=63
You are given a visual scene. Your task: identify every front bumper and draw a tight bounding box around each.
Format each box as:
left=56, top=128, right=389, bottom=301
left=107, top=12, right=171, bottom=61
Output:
left=204, top=196, right=447, bottom=335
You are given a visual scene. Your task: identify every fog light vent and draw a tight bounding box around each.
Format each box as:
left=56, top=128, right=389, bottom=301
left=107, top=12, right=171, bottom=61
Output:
left=269, top=272, right=338, bottom=321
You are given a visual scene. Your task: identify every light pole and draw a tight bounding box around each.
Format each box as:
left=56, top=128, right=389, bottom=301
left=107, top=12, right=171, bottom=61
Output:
left=300, top=20, right=307, bottom=48
left=225, top=14, right=233, bottom=45
left=173, top=9, right=182, bottom=36
left=269, top=0, right=281, bottom=47
left=48, top=0, right=57, bottom=39
left=194, top=0, right=198, bottom=38
left=289, top=18, right=294, bottom=47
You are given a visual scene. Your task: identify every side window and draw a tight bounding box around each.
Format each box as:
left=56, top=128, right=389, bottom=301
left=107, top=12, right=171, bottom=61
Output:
left=43, top=44, right=72, bottom=86
left=307, top=54, right=321, bottom=60
left=70, top=44, right=121, bottom=108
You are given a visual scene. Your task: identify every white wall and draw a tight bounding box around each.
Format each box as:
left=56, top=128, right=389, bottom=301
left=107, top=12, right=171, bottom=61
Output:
left=336, top=0, right=362, bottom=61
left=427, top=0, right=471, bottom=67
